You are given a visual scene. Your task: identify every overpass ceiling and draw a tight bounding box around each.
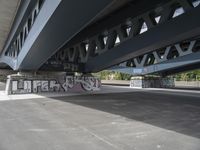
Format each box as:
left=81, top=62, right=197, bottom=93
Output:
left=0, top=0, right=21, bottom=53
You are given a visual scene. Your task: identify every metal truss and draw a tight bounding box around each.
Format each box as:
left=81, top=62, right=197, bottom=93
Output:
left=48, top=0, right=200, bottom=71
left=4, top=0, right=44, bottom=58
left=0, top=0, right=114, bottom=71
left=110, top=38, right=200, bottom=76
left=122, top=39, right=200, bottom=68
left=2, top=0, right=200, bottom=73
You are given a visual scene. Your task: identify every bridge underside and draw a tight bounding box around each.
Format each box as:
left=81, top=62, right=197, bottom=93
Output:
left=110, top=38, right=200, bottom=76
left=111, top=53, right=200, bottom=76
left=0, top=0, right=199, bottom=76
left=0, top=0, right=21, bottom=53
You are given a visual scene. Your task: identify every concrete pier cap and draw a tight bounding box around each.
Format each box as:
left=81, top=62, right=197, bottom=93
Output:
left=130, top=75, right=175, bottom=88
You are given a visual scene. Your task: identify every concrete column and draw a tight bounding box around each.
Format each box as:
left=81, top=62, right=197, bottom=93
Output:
left=130, top=75, right=175, bottom=88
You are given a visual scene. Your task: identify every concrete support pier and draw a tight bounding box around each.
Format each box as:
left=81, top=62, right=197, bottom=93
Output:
left=130, top=76, right=175, bottom=88
left=5, top=73, right=101, bottom=95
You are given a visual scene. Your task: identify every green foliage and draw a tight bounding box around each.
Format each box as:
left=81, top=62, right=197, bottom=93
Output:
left=95, top=69, right=200, bottom=81
left=94, top=71, right=132, bottom=80
left=175, top=70, right=200, bottom=81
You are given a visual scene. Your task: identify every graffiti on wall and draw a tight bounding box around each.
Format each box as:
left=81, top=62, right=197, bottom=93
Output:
left=130, top=77, right=175, bottom=88
left=10, top=76, right=101, bottom=94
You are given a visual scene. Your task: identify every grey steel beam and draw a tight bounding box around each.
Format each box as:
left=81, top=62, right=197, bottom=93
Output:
left=161, top=62, right=200, bottom=76
left=124, top=40, right=197, bottom=68
left=62, top=0, right=170, bottom=48
left=111, top=52, right=200, bottom=76
left=84, top=7, right=200, bottom=73
left=16, top=0, right=114, bottom=70
left=0, top=0, right=114, bottom=70
left=143, top=52, right=200, bottom=75
left=1, top=0, right=39, bottom=55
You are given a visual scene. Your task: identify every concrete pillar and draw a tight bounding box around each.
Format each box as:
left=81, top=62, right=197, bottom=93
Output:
left=5, top=75, right=12, bottom=95
left=130, top=75, right=175, bottom=88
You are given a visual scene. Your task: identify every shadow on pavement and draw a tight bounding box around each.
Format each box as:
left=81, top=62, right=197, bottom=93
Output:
left=52, top=91, right=200, bottom=139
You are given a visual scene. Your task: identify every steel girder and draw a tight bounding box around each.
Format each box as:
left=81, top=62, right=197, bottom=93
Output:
left=47, top=0, right=200, bottom=73
left=123, top=40, right=199, bottom=68
left=1, top=0, right=40, bottom=56
left=111, top=52, right=200, bottom=76
left=0, top=0, right=114, bottom=71
left=110, top=38, right=200, bottom=76
left=1, top=0, right=200, bottom=74
left=84, top=2, right=200, bottom=72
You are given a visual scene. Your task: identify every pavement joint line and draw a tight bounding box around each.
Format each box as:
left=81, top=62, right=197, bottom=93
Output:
left=79, top=125, right=121, bottom=150
left=66, top=117, right=124, bottom=150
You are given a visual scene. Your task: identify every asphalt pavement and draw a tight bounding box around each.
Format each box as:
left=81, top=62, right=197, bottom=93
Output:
left=0, top=85, right=199, bottom=150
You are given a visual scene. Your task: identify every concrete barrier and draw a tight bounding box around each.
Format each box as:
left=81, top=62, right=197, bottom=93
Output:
left=175, top=81, right=200, bottom=88
left=5, top=74, right=101, bottom=95
left=130, top=76, right=175, bottom=88
left=101, top=80, right=129, bottom=86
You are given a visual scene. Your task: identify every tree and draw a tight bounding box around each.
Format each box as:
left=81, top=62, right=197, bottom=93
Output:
left=175, top=69, right=200, bottom=81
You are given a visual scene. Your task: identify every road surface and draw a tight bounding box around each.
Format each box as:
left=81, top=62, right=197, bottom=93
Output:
left=0, top=85, right=199, bottom=150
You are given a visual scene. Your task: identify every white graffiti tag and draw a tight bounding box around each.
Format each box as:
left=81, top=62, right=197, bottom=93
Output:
left=10, top=76, right=101, bottom=94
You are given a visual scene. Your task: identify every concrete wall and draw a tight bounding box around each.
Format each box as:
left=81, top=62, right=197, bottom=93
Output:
left=101, top=80, right=129, bottom=85
left=6, top=74, right=101, bottom=95
left=175, top=81, right=200, bottom=88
